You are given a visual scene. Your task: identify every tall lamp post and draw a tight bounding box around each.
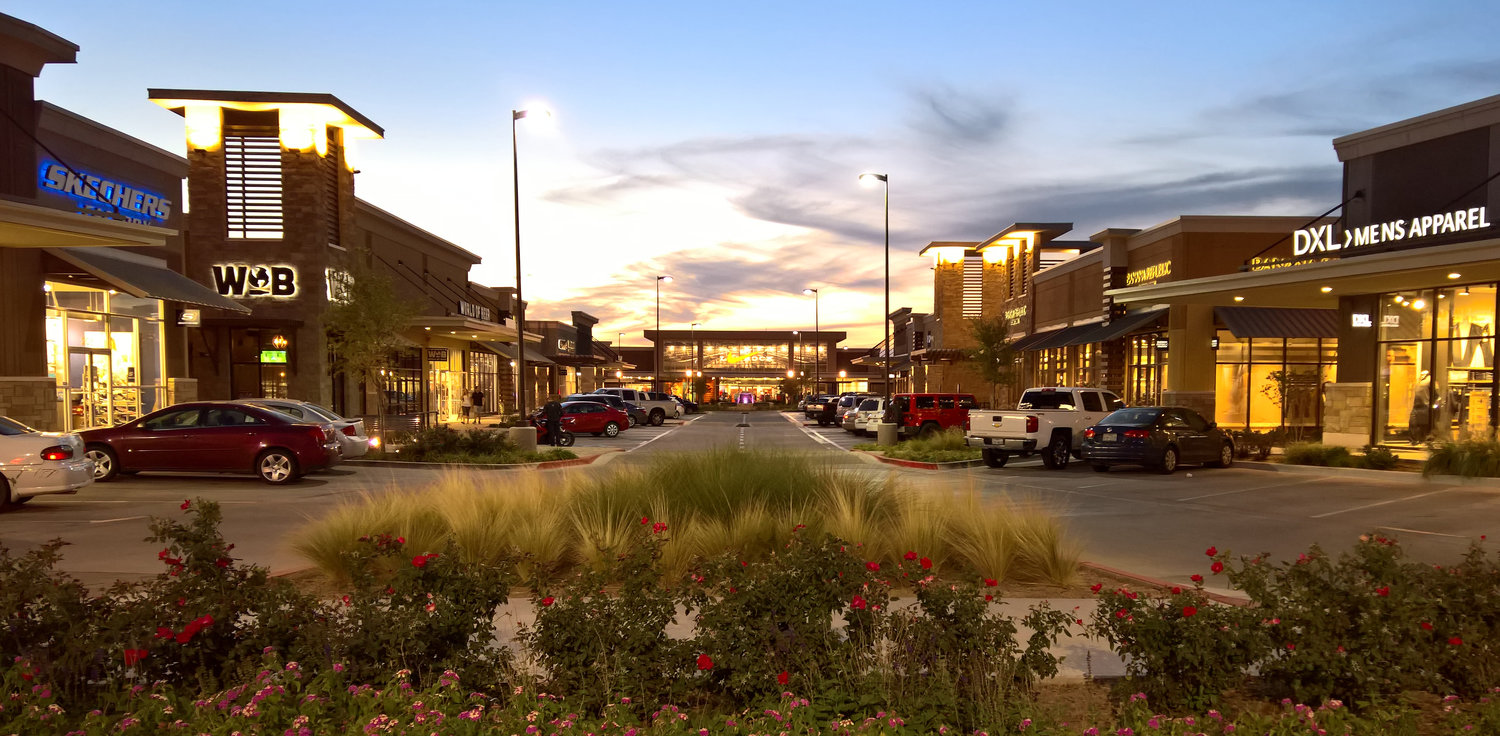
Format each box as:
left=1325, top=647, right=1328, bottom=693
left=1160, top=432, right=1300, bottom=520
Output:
left=655, top=275, right=672, bottom=392
left=859, top=172, right=890, bottom=403
left=511, top=105, right=549, bottom=415
left=802, top=288, right=819, bottom=393
left=691, top=322, right=700, bottom=401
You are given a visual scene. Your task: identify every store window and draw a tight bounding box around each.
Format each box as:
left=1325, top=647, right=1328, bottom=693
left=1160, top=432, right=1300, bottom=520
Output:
left=468, top=350, right=498, bottom=413
left=1127, top=334, right=1166, bottom=407
left=701, top=342, right=790, bottom=371
left=230, top=329, right=292, bottom=400
left=383, top=348, right=422, bottom=417
left=1213, top=332, right=1336, bottom=434
left=45, top=284, right=165, bottom=430
left=1377, top=285, right=1497, bottom=444
left=427, top=348, right=463, bottom=424
left=1071, top=344, right=1096, bottom=387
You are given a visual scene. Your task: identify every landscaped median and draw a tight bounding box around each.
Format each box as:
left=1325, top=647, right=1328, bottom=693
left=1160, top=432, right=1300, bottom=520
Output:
left=852, top=428, right=983, bottom=468
left=357, top=425, right=580, bottom=467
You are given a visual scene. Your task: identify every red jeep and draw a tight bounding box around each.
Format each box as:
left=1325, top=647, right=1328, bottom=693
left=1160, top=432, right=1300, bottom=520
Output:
left=886, top=393, right=977, bottom=438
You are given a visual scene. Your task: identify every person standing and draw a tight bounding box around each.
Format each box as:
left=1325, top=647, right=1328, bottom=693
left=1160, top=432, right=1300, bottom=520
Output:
left=542, top=395, right=564, bottom=446
left=459, top=391, right=473, bottom=425
left=470, top=386, right=485, bottom=425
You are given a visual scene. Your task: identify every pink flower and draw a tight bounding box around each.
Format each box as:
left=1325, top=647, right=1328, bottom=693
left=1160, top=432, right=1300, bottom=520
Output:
left=652, top=522, right=668, bottom=534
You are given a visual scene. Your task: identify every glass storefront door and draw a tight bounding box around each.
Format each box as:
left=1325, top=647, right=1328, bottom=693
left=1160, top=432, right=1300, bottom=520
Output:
left=46, top=284, right=165, bottom=430
left=1378, top=285, right=1498, bottom=444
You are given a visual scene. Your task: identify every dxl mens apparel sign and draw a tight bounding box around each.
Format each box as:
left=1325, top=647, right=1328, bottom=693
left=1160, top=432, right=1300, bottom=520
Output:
left=1293, top=207, right=1492, bottom=257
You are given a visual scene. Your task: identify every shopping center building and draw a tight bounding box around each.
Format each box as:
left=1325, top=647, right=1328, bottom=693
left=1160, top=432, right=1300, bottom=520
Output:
left=616, top=329, right=887, bottom=402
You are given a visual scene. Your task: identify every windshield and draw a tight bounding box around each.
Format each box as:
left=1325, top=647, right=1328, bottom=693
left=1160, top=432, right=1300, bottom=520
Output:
left=1100, top=408, right=1161, bottom=427
left=1018, top=390, right=1076, bottom=410
left=858, top=399, right=879, bottom=411
left=0, top=416, right=37, bottom=436
left=304, top=403, right=344, bottom=422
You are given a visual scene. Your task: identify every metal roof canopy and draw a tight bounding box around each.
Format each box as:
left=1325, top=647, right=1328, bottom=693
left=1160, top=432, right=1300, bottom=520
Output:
left=46, top=246, right=250, bottom=313
left=1216, top=306, right=1339, bottom=339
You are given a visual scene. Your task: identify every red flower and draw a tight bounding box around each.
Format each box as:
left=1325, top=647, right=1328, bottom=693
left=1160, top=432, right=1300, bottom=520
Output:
left=123, top=649, right=149, bottom=666
left=214, top=558, right=231, bottom=568
left=919, top=557, right=932, bottom=570
left=851, top=594, right=868, bottom=610
left=640, top=516, right=650, bottom=525
left=777, top=670, right=789, bottom=685
left=903, top=551, right=917, bottom=561
left=180, top=500, right=191, bottom=510
left=1287, top=643, right=1296, bottom=651
left=1090, top=583, right=1103, bottom=593
left=1115, top=609, right=1127, bottom=618
left=984, top=594, right=994, bottom=601
left=1421, top=622, right=1434, bottom=631
left=1210, top=561, right=1225, bottom=574
left=157, top=548, right=171, bottom=560
left=342, top=595, right=351, bottom=607
left=1182, top=606, right=1198, bottom=618
left=1205, top=546, right=1217, bottom=557
left=1375, top=586, right=1390, bottom=597
left=865, top=561, right=880, bottom=572
left=154, top=627, right=173, bottom=639
left=411, top=554, right=439, bottom=568
left=541, top=596, right=555, bottom=607
left=1190, top=574, right=1204, bottom=583
left=395, top=536, right=405, bottom=545
left=696, top=654, right=713, bottom=670
left=984, top=578, right=998, bottom=587
left=1450, top=637, right=1464, bottom=646
left=1171, top=586, right=1181, bottom=594
left=652, top=522, right=668, bottom=534
left=792, top=524, right=806, bottom=531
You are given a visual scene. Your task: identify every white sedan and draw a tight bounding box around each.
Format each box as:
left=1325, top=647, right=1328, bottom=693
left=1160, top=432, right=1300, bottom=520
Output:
left=1, top=416, right=93, bottom=509
left=244, top=399, right=372, bottom=459
left=850, top=397, right=888, bottom=437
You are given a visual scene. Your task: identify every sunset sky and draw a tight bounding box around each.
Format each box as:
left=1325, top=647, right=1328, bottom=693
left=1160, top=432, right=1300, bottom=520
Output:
left=12, top=0, right=1499, bottom=346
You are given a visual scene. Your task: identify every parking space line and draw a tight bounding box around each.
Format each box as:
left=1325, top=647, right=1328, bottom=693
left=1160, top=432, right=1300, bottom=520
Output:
left=1377, top=525, right=1466, bottom=538
left=1309, top=488, right=1453, bottom=519
left=89, top=516, right=147, bottom=524
left=1177, top=476, right=1321, bottom=502
left=780, top=411, right=845, bottom=450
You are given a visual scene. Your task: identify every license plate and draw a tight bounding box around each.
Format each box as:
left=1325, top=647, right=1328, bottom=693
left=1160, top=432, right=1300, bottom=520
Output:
left=1101, top=432, right=1117, bottom=443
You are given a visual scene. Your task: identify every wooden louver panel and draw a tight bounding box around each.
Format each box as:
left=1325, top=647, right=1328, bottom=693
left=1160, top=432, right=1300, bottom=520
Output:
left=962, top=253, right=984, bottom=318
left=224, top=125, right=283, bottom=239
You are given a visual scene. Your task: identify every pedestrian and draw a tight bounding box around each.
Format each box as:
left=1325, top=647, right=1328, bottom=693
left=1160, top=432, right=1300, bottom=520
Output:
left=470, top=386, right=485, bottom=424
left=542, top=394, right=564, bottom=446
left=459, top=391, right=472, bottom=425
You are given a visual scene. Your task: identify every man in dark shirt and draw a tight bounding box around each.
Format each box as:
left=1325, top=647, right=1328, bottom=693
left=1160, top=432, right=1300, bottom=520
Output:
left=542, top=395, right=564, bottom=446
left=470, top=387, right=485, bottom=424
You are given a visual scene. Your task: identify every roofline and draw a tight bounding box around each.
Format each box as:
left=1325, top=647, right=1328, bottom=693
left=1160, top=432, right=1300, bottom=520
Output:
left=1333, top=93, right=1500, bottom=162
left=0, top=13, right=78, bottom=74
left=354, top=198, right=482, bottom=264
left=147, top=89, right=384, bottom=138
left=39, top=102, right=188, bottom=176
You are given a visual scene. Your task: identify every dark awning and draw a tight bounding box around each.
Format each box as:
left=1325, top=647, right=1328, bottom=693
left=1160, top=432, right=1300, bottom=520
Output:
left=47, top=247, right=250, bottom=313
left=1028, top=323, right=1104, bottom=351
left=1215, top=307, right=1339, bottom=339
left=473, top=341, right=556, bottom=365
left=1070, top=308, right=1170, bottom=345
left=1009, top=330, right=1060, bottom=352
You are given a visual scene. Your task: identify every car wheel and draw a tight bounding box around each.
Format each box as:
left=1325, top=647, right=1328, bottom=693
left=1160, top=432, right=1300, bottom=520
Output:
left=628, top=415, right=638, bottom=428
left=0, top=476, right=15, bottom=511
left=649, top=410, right=665, bottom=427
left=85, top=445, right=120, bottom=482
left=604, top=421, right=621, bottom=438
left=1159, top=446, right=1179, bottom=474
left=1042, top=435, right=1071, bottom=470
left=1092, top=464, right=1110, bottom=473
left=1209, top=441, right=1235, bottom=468
left=982, top=449, right=1008, bottom=468
left=256, top=449, right=300, bottom=485
left=555, top=431, right=576, bottom=447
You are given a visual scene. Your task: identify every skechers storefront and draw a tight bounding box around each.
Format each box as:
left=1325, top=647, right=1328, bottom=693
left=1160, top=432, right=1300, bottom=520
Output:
left=1106, top=94, right=1500, bottom=448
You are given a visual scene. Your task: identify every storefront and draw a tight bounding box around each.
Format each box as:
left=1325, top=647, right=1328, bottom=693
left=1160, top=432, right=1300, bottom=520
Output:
left=633, top=329, right=846, bottom=403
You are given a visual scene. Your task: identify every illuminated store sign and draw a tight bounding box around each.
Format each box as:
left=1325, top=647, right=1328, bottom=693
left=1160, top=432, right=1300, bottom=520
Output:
left=1294, top=207, right=1492, bottom=257
left=1352, top=313, right=1372, bottom=328
left=1126, top=261, right=1172, bottom=286
left=259, top=350, right=288, bottom=364
left=459, top=300, right=492, bottom=321
left=212, top=264, right=298, bottom=298
left=38, top=161, right=173, bottom=224
left=1005, top=305, right=1028, bottom=327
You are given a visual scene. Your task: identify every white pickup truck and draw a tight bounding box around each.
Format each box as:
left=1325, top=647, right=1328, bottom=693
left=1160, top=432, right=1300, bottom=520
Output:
left=591, top=388, right=682, bottom=426
left=964, top=387, right=1125, bottom=469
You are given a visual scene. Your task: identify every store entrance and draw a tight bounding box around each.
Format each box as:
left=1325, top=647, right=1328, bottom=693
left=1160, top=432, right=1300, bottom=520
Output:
left=66, top=348, right=110, bottom=430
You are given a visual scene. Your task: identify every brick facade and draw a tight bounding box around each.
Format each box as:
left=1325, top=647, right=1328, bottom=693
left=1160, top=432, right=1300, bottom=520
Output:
left=0, top=377, right=58, bottom=430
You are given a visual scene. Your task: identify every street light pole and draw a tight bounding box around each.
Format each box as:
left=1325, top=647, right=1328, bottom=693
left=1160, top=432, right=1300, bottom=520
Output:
left=655, top=275, right=672, bottom=392
left=860, top=173, right=890, bottom=402
left=691, top=322, right=700, bottom=401
left=511, top=109, right=527, bottom=416
left=802, top=288, right=819, bottom=393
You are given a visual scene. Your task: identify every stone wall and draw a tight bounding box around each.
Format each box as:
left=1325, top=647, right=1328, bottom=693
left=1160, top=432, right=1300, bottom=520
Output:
left=1323, top=382, right=1373, bottom=448
left=0, top=377, right=58, bottom=431
left=167, top=377, right=198, bottom=406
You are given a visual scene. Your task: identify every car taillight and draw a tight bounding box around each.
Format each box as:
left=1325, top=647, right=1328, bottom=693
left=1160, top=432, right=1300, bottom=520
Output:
left=41, top=445, right=72, bottom=461
left=341, top=425, right=358, bottom=436
left=1026, top=416, right=1038, bottom=433
left=964, top=416, right=971, bottom=431
left=309, top=427, right=328, bottom=443
left=1124, top=429, right=1151, bottom=439
left=1084, top=428, right=1095, bottom=440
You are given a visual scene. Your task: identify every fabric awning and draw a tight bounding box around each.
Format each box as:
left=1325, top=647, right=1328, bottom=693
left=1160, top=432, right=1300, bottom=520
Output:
left=1215, top=306, right=1339, bottom=339
left=47, top=246, right=250, bottom=313
left=1008, top=330, right=1060, bottom=352
left=1069, top=308, right=1170, bottom=345
left=1027, top=323, right=1103, bottom=351
left=473, top=341, right=556, bottom=365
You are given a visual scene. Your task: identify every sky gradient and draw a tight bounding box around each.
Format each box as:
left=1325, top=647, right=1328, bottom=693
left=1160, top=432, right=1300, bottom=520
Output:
left=11, top=1, right=1499, bottom=347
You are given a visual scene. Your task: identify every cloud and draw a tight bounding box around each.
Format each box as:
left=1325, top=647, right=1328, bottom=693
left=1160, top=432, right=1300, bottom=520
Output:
left=906, top=84, right=1012, bottom=148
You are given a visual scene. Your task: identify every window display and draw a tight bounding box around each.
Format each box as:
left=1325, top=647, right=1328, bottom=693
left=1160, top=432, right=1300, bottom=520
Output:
left=45, top=284, right=165, bottom=430
left=1378, top=285, right=1497, bottom=444
left=1127, top=334, right=1165, bottom=407
left=1214, top=333, right=1336, bottom=433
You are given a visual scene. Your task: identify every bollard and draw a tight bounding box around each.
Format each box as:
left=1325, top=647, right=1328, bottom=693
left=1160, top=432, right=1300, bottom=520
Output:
left=508, top=425, right=538, bottom=453
left=876, top=422, right=898, bottom=447
left=736, top=412, right=750, bottom=428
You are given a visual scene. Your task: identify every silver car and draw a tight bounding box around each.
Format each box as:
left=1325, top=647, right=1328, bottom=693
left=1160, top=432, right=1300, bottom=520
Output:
left=0, top=416, right=93, bottom=509
left=245, top=399, right=371, bottom=459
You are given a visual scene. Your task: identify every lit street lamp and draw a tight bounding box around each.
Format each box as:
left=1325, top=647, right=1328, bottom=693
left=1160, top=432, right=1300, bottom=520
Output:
left=859, top=172, right=890, bottom=402
left=655, top=275, right=672, bottom=392
left=803, top=288, right=819, bottom=393
left=691, top=322, right=701, bottom=401
left=511, top=105, right=550, bottom=414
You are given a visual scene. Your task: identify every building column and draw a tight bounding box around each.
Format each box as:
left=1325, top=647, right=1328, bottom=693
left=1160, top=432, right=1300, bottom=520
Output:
left=1161, top=304, right=1217, bottom=418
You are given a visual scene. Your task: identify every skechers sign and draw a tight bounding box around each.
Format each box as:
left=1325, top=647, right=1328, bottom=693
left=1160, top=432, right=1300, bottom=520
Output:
left=38, top=162, right=172, bottom=224
left=212, top=264, right=298, bottom=298
left=1293, top=207, right=1492, bottom=257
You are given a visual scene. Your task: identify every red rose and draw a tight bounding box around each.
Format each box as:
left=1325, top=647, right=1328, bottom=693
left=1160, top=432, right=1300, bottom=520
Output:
left=1115, top=609, right=1127, bottom=618
left=1205, top=546, right=1217, bottom=556
left=541, top=596, right=555, bottom=607
left=920, top=557, right=932, bottom=570
left=1090, top=583, right=1103, bottom=593
left=395, top=536, right=405, bottom=545
left=123, top=649, right=149, bottom=666
left=1210, top=561, right=1225, bottom=574
left=851, top=594, right=867, bottom=610
left=1421, top=622, right=1434, bottom=630
left=696, top=654, right=713, bottom=670
left=412, top=555, right=430, bottom=568
left=984, top=578, right=998, bottom=587
left=777, top=670, right=789, bottom=685
left=1375, top=586, right=1389, bottom=597
left=865, top=561, right=880, bottom=572
left=342, top=595, right=351, bottom=606
left=1190, top=574, right=1204, bottom=583
left=157, top=549, right=171, bottom=560
left=1450, top=637, right=1464, bottom=646
left=180, top=500, right=191, bottom=510
left=215, top=558, right=231, bottom=568
left=652, top=522, right=667, bottom=534
left=1287, top=643, right=1296, bottom=651
left=1171, top=586, right=1181, bottom=594
left=154, top=627, right=173, bottom=639
left=640, top=516, right=650, bottom=525
left=1182, top=606, right=1198, bottom=618
left=903, top=551, right=917, bottom=561
left=985, top=594, right=994, bottom=601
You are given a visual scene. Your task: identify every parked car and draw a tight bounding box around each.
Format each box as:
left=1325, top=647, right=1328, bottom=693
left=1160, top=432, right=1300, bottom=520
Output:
left=837, top=400, right=865, bottom=432
left=813, top=393, right=873, bottom=427
left=803, top=394, right=836, bottom=422
left=0, top=415, right=93, bottom=509
left=80, top=401, right=343, bottom=485
left=534, top=401, right=628, bottom=437
left=564, top=393, right=646, bottom=428
left=965, top=387, right=1125, bottom=469
left=849, top=397, right=887, bottom=436
left=667, top=394, right=699, bottom=414
left=245, top=398, right=371, bottom=459
left=885, top=392, right=977, bottom=438
left=593, top=388, right=680, bottom=425
left=1080, top=406, right=1235, bottom=474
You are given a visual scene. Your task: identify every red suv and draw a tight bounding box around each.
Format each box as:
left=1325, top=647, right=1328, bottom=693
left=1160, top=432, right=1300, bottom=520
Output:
left=886, top=393, right=977, bottom=438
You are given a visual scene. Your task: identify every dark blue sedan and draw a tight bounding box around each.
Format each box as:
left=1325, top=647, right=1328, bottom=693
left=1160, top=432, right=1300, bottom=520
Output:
left=1080, top=407, right=1235, bottom=474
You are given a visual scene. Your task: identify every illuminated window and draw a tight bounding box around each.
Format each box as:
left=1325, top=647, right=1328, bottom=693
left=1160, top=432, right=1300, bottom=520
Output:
left=1214, top=331, right=1337, bottom=435
left=1376, top=285, right=1497, bottom=444
left=45, top=285, right=165, bottom=430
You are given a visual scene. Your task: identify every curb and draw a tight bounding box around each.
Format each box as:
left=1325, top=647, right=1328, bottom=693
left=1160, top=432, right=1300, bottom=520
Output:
left=1238, top=460, right=1500, bottom=489
left=346, top=450, right=619, bottom=472
left=853, top=450, right=985, bottom=470
left=1080, top=561, right=1250, bottom=607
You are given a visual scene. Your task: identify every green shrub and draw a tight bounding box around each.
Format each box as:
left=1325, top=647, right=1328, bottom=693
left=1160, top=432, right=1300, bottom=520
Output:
left=853, top=429, right=981, bottom=463
left=1282, top=442, right=1352, bottom=467
left=1425, top=438, right=1500, bottom=477
left=1361, top=445, right=1399, bottom=470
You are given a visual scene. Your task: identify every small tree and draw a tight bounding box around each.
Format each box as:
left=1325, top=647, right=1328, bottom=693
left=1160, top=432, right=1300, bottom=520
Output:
left=1262, top=368, right=1320, bottom=442
left=325, top=253, right=421, bottom=444
left=965, top=316, right=1020, bottom=409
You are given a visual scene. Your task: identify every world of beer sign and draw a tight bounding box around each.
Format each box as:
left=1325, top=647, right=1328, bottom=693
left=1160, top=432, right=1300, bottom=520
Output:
left=1294, top=207, right=1492, bottom=257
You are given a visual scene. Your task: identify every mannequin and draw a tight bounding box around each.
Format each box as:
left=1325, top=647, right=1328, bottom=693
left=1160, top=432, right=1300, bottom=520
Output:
left=1409, top=369, right=1433, bottom=444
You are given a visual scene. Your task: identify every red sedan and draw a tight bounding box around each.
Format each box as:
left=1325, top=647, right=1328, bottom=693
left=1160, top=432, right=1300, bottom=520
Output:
left=534, top=401, right=629, bottom=438
left=80, top=401, right=343, bottom=484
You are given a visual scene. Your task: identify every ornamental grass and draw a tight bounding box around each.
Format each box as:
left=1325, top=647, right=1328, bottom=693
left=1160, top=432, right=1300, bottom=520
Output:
left=293, top=449, right=1079, bottom=585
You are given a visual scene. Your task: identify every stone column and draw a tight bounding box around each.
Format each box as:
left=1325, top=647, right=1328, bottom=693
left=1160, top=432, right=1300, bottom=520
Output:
left=0, top=377, right=58, bottom=431
left=1323, top=382, right=1374, bottom=448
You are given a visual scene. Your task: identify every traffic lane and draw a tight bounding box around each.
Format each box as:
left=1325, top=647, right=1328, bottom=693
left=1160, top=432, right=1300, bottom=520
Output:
left=546, top=414, right=700, bottom=453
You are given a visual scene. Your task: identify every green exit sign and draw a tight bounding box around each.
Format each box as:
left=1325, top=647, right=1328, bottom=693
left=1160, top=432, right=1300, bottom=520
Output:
left=260, top=350, right=288, bottom=364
